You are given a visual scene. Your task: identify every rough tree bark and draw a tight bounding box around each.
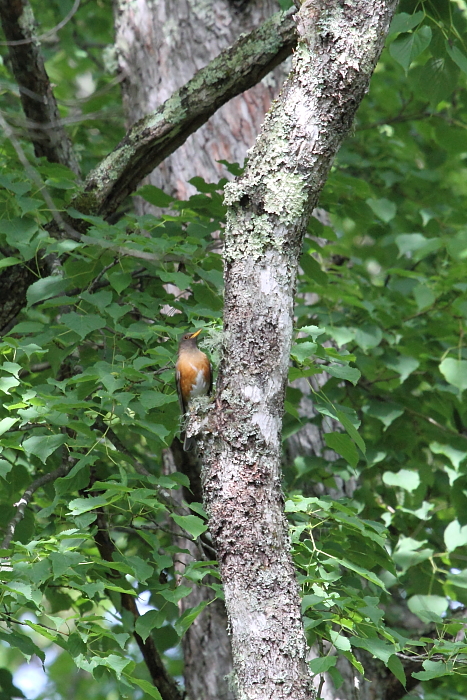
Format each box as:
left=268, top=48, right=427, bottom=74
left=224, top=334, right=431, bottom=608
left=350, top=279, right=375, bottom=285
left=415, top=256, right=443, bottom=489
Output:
left=194, top=2, right=398, bottom=698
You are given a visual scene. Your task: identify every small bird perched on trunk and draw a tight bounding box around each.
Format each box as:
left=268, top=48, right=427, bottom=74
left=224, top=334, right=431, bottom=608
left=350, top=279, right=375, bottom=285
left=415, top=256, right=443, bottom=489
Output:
left=176, top=329, right=212, bottom=451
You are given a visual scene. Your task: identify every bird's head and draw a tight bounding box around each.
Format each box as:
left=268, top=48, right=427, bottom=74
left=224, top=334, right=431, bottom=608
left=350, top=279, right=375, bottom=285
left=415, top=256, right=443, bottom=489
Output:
left=178, top=328, right=202, bottom=352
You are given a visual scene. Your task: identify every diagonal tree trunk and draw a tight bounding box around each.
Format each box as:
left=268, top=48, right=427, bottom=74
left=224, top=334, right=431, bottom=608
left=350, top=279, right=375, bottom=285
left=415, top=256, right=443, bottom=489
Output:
left=196, top=1, right=398, bottom=697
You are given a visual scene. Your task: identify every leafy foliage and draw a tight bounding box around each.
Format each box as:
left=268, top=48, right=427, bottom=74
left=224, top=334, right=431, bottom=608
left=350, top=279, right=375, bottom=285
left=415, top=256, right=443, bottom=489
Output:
left=2, top=0, right=467, bottom=698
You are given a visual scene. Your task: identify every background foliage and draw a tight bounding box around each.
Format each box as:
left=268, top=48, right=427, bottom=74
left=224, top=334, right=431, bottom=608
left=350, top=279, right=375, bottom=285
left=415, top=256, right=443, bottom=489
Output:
left=1, top=0, right=467, bottom=698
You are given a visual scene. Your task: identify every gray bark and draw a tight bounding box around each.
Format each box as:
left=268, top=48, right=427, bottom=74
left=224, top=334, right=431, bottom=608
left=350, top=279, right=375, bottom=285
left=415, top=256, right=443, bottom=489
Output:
left=195, top=2, right=399, bottom=698
left=76, top=5, right=296, bottom=218
left=113, top=0, right=289, bottom=202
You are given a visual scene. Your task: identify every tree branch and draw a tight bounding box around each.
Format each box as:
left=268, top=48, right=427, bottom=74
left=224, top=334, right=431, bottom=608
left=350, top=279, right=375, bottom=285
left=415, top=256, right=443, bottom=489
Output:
left=0, top=7, right=297, bottom=334
left=0, top=0, right=80, bottom=174
left=74, top=7, right=298, bottom=219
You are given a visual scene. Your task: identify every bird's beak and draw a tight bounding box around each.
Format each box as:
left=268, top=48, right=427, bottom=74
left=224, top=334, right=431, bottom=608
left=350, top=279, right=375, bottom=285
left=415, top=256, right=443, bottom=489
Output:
left=190, top=329, right=203, bottom=339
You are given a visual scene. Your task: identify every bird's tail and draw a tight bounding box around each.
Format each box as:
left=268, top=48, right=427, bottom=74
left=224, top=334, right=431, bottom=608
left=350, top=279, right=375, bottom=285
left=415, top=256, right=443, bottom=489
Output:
left=181, top=431, right=196, bottom=451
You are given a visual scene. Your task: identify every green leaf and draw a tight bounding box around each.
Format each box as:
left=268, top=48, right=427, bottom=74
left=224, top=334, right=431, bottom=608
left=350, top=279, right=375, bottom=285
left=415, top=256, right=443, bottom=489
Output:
left=108, top=271, right=132, bottom=294
left=50, top=551, right=82, bottom=577
left=430, top=442, right=467, bottom=470
left=329, top=630, right=351, bottom=651
left=174, top=600, right=211, bottom=636
left=445, top=43, right=467, bottom=76
left=159, top=585, right=192, bottom=604
left=395, top=233, right=442, bottom=260
left=389, top=26, right=432, bottom=72
left=387, top=654, right=406, bottom=687
left=439, top=358, right=467, bottom=394
left=407, top=594, right=447, bottom=623
left=135, top=610, right=166, bottom=642
left=0, top=256, right=22, bottom=269
left=0, top=417, right=19, bottom=436
left=68, top=496, right=110, bottom=515
left=363, top=401, right=403, bottom=430
left=393, top=537, right=434, bottom=573
left=192, top=284, right=222, bottom=311
left=0, top=217, right=40, bottom=256
left=354, top=325, right=382, bottom=351
left=336, top=410, right=366, bottom=454
left=326, top=364, right=360, bottom=385
left=290, top=342, right=317, bottom=364
left=171, top=514, right=208, bottom=539
left=60, top=312, right=106, bottom=340
left=27, top=276, right=70, bottom=306
left=22, top=434, right=67, bottom=463
left=300, top=254, right=328, bottom=285
left=308, top=656, right=337, bottom=674
left=135, top=184, right=174, bottom=208
left=367, top=198, right=397, bottom=222
left=0, top=460, right=13, bottom=479
left=0, top=376, right=20, bottom=394
left=128, top=677, right=163, bottom=700
left=324, top=432, right=359, bottom=467
left=389, top=11, right=424, bottom=35
left=444, top=519, right=467, bottom=553
left=125, top=555, right=153, bottom=582
left=350, top=637, right=395, bottom=664
left=383, top=469, right=420, bottom=493
left=413, top=284, right=435, bottom=311
left=412, top=660, right=451, bottom=681
left=0, top=630, right=45, bottom=662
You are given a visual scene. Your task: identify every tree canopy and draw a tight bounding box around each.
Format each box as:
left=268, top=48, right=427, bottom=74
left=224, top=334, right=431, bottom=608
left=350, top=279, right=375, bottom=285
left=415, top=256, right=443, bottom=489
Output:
left=1, top=0, right=467, bottom=699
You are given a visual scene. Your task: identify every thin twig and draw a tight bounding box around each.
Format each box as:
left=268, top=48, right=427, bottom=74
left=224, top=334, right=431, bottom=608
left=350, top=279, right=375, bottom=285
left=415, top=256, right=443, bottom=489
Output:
left=87, top=257, right=119, bottom=293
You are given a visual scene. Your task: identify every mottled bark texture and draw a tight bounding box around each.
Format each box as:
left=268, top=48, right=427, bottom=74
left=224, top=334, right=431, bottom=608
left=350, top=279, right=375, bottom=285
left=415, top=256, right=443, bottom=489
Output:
left=113, top=0, right=290, bottom=203
left=196, top=2, right=399, bottom=699
left=0, top=0, right=80, bottom=174
left=77, top=6, right=296, bottom=217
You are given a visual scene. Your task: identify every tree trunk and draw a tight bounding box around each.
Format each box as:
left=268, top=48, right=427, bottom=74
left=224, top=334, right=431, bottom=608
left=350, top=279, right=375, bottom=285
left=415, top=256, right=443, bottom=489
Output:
left=113, top=0, right=288, bottom=202
left=113, top=2, right=289, bottom=697
left=196, top=1, right=398, bottom=698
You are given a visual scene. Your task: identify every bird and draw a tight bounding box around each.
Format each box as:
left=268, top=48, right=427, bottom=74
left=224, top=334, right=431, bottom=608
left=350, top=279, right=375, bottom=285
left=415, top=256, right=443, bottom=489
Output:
left=176, top=329, right=212, bottom=451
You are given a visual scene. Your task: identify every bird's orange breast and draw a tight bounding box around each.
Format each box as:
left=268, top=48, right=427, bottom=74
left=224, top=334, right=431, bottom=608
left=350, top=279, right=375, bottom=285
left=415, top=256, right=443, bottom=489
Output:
left=176, top=351, right=211, bottom=406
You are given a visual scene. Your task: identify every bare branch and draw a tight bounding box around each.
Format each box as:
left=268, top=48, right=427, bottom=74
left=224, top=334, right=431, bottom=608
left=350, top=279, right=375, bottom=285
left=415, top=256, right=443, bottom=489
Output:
left=0, top=0, right=80, bottom=174
left=74, top=8, right=298, bottom=219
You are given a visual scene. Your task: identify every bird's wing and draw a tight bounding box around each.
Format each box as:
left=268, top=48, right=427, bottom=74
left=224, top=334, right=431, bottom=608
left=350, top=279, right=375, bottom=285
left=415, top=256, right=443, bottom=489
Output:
left=207, top=359, right=213, bottom=396
left=175, top=367, right=186, bottom=414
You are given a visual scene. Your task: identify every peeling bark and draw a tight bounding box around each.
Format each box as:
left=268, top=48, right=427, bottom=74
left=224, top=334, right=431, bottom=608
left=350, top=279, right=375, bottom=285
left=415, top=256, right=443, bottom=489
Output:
left=196, top=2, right=399, bottom=698
left=0, top=0, right=80, bottom=174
